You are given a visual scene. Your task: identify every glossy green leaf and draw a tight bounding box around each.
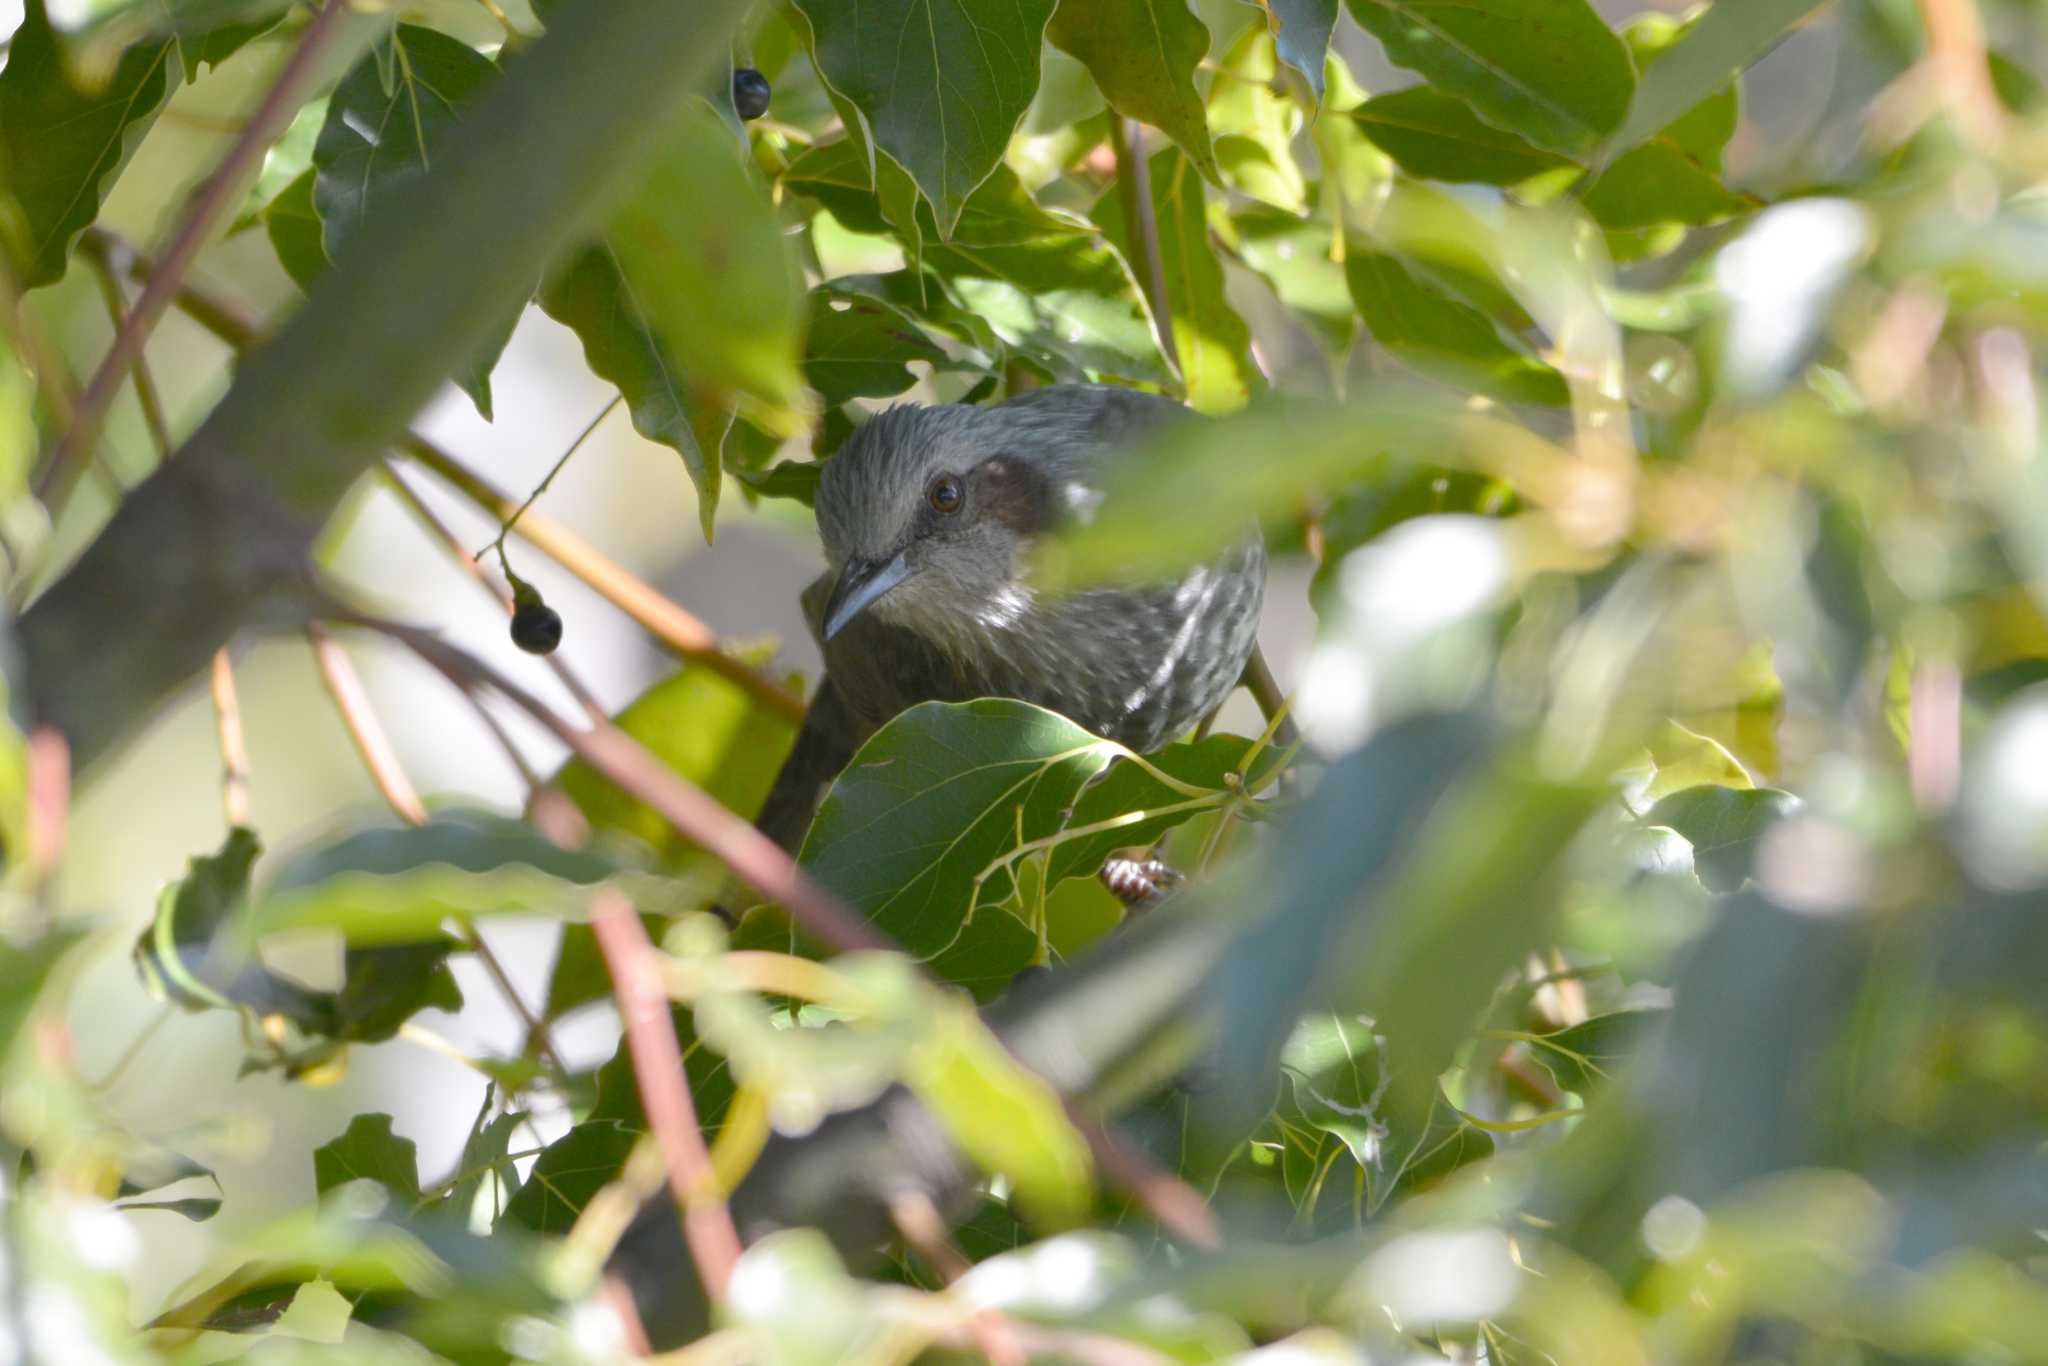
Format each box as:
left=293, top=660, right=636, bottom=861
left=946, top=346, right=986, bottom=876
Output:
left=1346, top=248, right=1568, bottom=405
left=1342, top=0, right=1633, bottom=155
left=0, top=0, right=176, bottom=286
left=802, top=287, right=948, bottom=408
left=1047, top=0, right=1216, bottom=182
left=800, top=700, right=1126, bottom=996
left=1264, top=0, right=1338, bottom=100
left=1043, top=731, right=1284, bottom=885
left=1205, top=27, right=1306, bottom=213
left=1352, top=86, right=1571, bottom=186
left=313, top=26, right=515, bottom=419
left=785, top=140, right=1164, bottom=383
left=793, top=0, right=1058, bottom=233
left=1645, top=784, right=1801, bottom=894
left=1528, top=1010, right=1662, bottom=1094
left=1093, top=145, right=1257, bottom=412
left=604, top=105, right=807, bottom=424
left=314, top=1113, right=422, bottom=1207
left=538, top=241, right=732, bottom=541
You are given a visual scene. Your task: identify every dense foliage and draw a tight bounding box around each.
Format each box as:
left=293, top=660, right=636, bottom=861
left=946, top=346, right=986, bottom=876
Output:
left=5, top=0, right=2048, bottom=1360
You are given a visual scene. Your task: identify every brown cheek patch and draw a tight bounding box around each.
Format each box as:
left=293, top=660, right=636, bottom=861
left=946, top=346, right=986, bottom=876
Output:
left=974, top=455, right=1057, bottom=535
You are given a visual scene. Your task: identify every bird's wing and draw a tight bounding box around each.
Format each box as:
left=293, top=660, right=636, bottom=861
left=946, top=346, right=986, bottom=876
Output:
left=755, top=675, right=865, bottom=854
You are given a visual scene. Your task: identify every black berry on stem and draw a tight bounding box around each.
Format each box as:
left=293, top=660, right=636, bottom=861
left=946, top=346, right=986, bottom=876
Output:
left=732, top=67, right=771, bottom=121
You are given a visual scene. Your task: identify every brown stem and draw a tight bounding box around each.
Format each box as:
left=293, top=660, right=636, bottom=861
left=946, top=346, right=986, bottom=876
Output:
left=306, top=623, right=430, bottom=826
left=1107, top=116, right=1179, bottom=374
left=25, top=727, right=69, bottom=905
left=591, top=887, right=743, bottom=1303
left=1070, top=1108, right=1221, bottom=1250
left=83, top=248, right=173, bottom=460
left=1241, top=645, right=1299, bottom=752
left=371, top=617, right=888, bottom=954
left=41, top=0, right=358, bottom=510
left=208, top=650, right=252, bottom=828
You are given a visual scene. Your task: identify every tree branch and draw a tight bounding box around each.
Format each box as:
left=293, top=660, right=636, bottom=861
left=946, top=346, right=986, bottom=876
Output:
left=20, top=0, right=757, bottom=772
left=1107, top=116, right=1179, bottom=374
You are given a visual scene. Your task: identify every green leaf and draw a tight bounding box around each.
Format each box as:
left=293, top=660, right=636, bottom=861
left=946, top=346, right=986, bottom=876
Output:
left=1645, top=785, right=1801, bottom=894
left=1352, top=86, right=1571, bottom=186
left=116, top=1196, right=224, bottom=1221
left=1527, top=1010, right=1662, bottom=1094
left=262, top=169, right=327, bottom=293
left=1205, top=27, right=1306, bottom=214
left=1581, top=143, right=1751, bottom=230
left=1042, top=732, right=1282, bottom=885
left=330, top=939, right=464, bottom=1044
left=1280, top=1012, right=1386, bottom=1169
left=1607, top=0, right=1823, bottom=155
left=313, top=1113, right=422, bottom=1207
left=1092, top=146, right=1257, bottom=412
left=448, top=1111, right=526, bottom=1218
left=549, top=661, right=797, bottom=875
left=500, top=1119, right=638, bottom=1234
left=1345, top=248, right=1568, bottom=405
left=1265, top=0, right=1338, bottom=100
left=800, top=700, right=1125, bottom=997
left=1047, top=0, right=1216, bottom=182
left=1342, top=0, right=1633, bottom=155
left=792, top=0, right=1058, bottom=233
left=246, top=810, right=617, bottom=945
left=802, top=287, right=948, bottom=408
left=910, top=994, right=1093, bottom=1227
left=0, top=0, right=176, bottom=287
left=1642, top=720, right=1752, bottom=805
left=1226, top=207, right=1353, bottom=353
left=0, top=929, right=87, bottom=1062
left=604, top=105, right=807, bottom=426
left=538, top=241, right=732, bottom=542
left=786, top=141, right=1165, bottom=383
left=313, top=25, right=514, bottom=419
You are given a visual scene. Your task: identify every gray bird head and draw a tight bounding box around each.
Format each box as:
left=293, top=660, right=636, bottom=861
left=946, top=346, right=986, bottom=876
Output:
left=813, top=393, right=1116, bottom=647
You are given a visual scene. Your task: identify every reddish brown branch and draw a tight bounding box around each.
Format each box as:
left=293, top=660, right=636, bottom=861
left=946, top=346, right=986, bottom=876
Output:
left=208, top=650, right=252, bottom=828
left=590, top=887, right=742, bottom=1303
left=307, top=623, right=430, bottom=827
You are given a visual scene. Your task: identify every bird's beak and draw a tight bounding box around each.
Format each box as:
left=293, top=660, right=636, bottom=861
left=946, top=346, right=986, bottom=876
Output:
left=821, top=552, right=912, bottom=641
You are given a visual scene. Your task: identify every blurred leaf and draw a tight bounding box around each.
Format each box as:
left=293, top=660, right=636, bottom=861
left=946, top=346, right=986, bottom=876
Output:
left=801, top=287, right=947, bottom=407
left=605, top=105, right=807, bottom=425
left=733, top=458, right=824, bottom=506
left=1345, top=249, right=1568, bottom=405
left=116, top=1196, right=223, bottom=1220
left=785, top=141, right=1165, bottom=383
left=1048, top=0, right=1216, bottom=182
left=330, top=939, right=464, bottom=1043
left=0, top=0, right=175, bottom=287
left=314, top=1113, right=422, bottom=1207
left=1580, top=143, right=1751, bottom=230
left=313, top=25, right=515, bottom=418
left=1206, top=28, right=1307, bottom=214
left=1227, top=207, right=1353, bottom=352
left=910, top=994, right=1093, bottom=1227
left=1528, top=1009, right=1662, bottom=1094
left=1642, top=720, right=1752, bottom=804
left=1093, top=145, right=1258, bottom=412
left=1352, top=86, right=1571, bottom=186
left=792, top=0, right=1057, bottom=233
left=1341, top=0, right=1633, bottom=155
left=0, top=929, right=86, bottom=1061
left=1645, top=785, right=1800, bottom=894
left=549, top=660, right=797, bottom=875
left=262, top=169, right=327, bottom=292
left=1279, top=1012, right=1386, bottom=1169
left=586, top=1004, right=735, bottom=1135
left=449, top=1111, right=526, bottom=1218
left=1263, top=0, right=1338, bottom=100
left=500, top=1119, right=638, bottom=1234
left=1608, top=0, right=1823, bottom=153
left=800, top=700, right=1122, bottom=996
left=537, top=242, right=733, bottom=542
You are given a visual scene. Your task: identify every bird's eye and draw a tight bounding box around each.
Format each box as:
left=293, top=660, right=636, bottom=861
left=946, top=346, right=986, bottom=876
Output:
left=926, top=473, right=963, bottom=515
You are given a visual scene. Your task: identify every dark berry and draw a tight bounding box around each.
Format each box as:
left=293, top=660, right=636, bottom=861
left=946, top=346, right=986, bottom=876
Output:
left=510, top=601, right=563, bottom=655
left=732, top=67, right=771, bottom=121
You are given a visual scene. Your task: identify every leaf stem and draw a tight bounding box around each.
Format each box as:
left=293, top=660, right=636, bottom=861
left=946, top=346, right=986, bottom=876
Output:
left=1107, top=116, right=1180, bottom=374
left=591, top=886, right=743, bottom=1303
left=473, top=391, right=623, bottom=563
left=39, top=0, right=358, bottom=513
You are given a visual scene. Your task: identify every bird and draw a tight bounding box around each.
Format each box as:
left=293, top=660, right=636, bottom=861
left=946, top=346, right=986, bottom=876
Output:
left=753, top=383, right=1267, bottom=865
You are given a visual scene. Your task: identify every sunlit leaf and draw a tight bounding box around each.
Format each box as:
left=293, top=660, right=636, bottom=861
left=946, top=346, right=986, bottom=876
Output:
left=1645, top=785, right=1800, bottom=894
left=1048, top=0, right=1216, bottom=182
left=1346, top=248, right=1568, bottom=405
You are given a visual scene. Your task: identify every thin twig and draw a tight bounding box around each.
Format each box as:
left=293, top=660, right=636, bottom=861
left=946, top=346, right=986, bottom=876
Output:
left=83, top=248, right=174, bottom=459
left=25, top=727, right=69, bottom=908
left=475, top=392, right=622, bottom=564
left=381, top=460, right=607, bottom=719
left=41, top=0, right=356, bottom=511
left=1107, top=116, right=1179, bottom=373
left=457, top=923, right=569, bottom=1079
left=368, top=615, right=887, bottom=954
left=209, top=650, right=252, bottom=828
left=306, top=622, right=430, bottom=826
left=591, top=887, right=743, bottom=1303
